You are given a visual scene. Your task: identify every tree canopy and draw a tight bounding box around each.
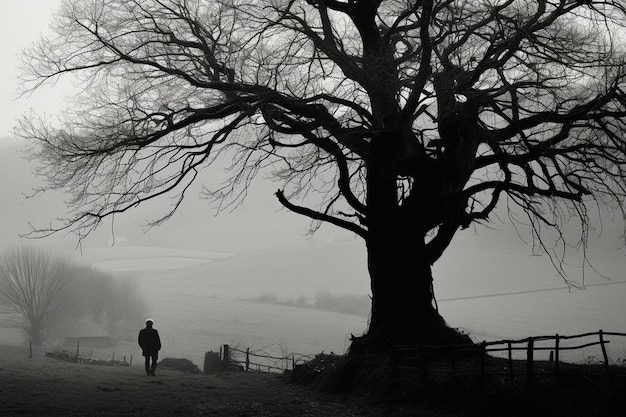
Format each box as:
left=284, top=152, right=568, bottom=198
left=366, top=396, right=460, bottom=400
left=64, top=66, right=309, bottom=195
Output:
left=18, top=0, right=626, bottom=346
left=0, top=246, right=150, bottom=345
left=0, top=246, right=78, bottom=345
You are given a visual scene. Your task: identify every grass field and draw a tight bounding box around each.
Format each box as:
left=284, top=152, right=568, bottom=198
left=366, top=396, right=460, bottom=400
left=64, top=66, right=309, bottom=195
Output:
left=0, top=344, right=428, bottom=417
left=2, top=342, right=626, bottom=417
left=78, top=243, right=371, bottom=367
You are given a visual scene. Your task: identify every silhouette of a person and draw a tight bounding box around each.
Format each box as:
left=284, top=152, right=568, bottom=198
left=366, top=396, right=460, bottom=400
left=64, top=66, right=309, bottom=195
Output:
left=138, top=319, right=161, bottom=376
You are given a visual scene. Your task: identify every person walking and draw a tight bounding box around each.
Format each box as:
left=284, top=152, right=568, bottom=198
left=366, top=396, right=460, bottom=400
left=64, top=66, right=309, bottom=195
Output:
left=138, top=319, right=161, bottom=376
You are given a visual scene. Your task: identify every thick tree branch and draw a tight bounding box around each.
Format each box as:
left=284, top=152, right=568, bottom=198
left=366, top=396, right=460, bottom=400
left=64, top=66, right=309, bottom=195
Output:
left=275, top=189, right=367, bottom=238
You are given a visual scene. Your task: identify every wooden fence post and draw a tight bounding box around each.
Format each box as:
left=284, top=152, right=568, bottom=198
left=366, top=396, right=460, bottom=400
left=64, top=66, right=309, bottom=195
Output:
left=245, top=348, right=250, bottom=371
left=599, top=330, right=609, bottom=373
left=75, top=340, right=80, bottom=363
left=29, top=340, right=33, bottom=359
left=507, top=341, right=513, bottom=377
left=526, top=338, right=534, bottom=390
left=222, top=344, right=230, bottom=370
left=480, top=342, right=486, bottom=375
left=554, top=334, right=560, bottom=376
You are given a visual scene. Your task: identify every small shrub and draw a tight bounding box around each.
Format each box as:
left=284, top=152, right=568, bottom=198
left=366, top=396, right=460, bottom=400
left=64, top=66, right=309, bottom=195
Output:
left=158, top=358, right=201, bottom=374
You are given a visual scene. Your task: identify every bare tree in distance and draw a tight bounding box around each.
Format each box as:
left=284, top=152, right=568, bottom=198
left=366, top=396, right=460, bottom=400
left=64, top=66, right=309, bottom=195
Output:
left=74, top=266, right=150, bottom=339
left=0, top=246, right=78, bottom=345
left=17, top=0, right=626, bottom=350
left=74, top=265, right=111, bottom=325
left=102, top=274, right=151, bottom=338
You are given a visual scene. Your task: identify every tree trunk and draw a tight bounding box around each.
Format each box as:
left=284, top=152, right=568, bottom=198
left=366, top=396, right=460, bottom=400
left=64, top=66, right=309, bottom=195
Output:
left=29, top=319, right=44, bottom=346
left=352, top=135, right=470, bottom=353
left=364, top=235, right=464, bottom=347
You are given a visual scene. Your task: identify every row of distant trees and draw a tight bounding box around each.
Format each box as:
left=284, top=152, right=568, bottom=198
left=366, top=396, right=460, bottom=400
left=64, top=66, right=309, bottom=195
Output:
left=0, top=246, right=149, bottom=345
left=248, top=291, right=370, bottom=317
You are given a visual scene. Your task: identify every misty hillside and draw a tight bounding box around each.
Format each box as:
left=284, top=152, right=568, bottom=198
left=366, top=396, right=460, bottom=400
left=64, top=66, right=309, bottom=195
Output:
left=70, top=238, right=626, bottom=365
left=82, top=236, right=626, bottom=331
left=81, top=241, right=371, bottom=311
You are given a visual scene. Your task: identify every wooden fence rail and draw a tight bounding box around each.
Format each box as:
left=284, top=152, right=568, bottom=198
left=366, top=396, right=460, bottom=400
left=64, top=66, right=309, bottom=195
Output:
left=394, top=329, right=626, bottom=385
left=209, top=330, right=626, bottom=380
left=205, top=344, right=315, bottom=373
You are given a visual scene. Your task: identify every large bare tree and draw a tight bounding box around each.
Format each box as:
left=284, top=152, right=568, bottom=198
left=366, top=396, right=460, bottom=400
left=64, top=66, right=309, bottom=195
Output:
left=17, top=0, right=626, bottom=349
left=0, top=246, right=78, bottom=345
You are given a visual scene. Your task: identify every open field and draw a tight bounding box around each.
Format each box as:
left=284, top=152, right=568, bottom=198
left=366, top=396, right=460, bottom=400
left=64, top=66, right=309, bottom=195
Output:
left=0, top=344, right=432, bottom=417
left=2, top=343, right=626, bottom=417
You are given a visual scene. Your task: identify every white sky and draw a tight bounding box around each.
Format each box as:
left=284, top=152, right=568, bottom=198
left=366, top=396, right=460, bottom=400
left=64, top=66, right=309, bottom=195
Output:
left=0, top=0, right=63, bottom=138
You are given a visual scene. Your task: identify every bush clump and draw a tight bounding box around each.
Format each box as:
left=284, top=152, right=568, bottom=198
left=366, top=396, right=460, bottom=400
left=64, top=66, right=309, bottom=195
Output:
left=158, top=358, right=201, bottom=374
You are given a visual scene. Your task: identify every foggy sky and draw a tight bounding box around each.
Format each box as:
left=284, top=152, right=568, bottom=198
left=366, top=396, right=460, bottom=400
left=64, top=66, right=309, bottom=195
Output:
left=0, top=1, right=64, bottom=138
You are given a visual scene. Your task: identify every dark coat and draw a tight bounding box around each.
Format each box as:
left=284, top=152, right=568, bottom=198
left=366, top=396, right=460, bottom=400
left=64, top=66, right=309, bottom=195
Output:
left=138, top=326, right=161, bottom=357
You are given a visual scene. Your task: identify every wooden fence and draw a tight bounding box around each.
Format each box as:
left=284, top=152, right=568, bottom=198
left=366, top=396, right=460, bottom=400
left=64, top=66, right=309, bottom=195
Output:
left=36, top=338, right=134, bottom=366
left=392, top=329, right=626, bottom=387
left=204, top=344, right=315, bottom=373
left=208, top=330, right=626, bottom=382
